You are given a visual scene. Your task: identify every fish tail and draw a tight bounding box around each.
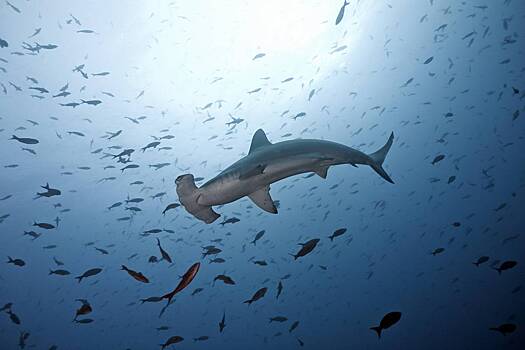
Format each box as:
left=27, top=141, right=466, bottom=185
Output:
left=49, top=270, right=54, bottom=275
left=121, top=265, right=127, bottom=271
left=367, top=132, right=394, bottom=184
left=10, top=135, right=17, bottom=140
left=7, top=256, right=13, bottom=263
left=473, top=262, right=479, bottom=267
left=75, top=276, right=82, bottom=283
left=288, top=253, right=297, bottom=260
left=243, top=299, right=252, bottom=305
left=370, top=326, right=382, bottom=338
left=328, top=236, right=334, bottom=242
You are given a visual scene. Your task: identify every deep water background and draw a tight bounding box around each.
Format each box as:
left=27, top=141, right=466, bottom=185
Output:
left=1, top=0, right=524, bottom=349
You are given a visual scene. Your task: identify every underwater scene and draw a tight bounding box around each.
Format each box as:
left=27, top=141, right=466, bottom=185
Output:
left=0, top=0, right=524, bottom=349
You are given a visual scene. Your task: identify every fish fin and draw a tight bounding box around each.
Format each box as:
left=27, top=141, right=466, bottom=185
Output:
left=367, top=132, right=394, bottom=184
left=248, top=129, right=272, bottom=154
left=370, top=326, right=382, bottom=338
left=176, top=174, right=220, bottom=224
left=239, top=164, right=266, bottom=180
left=315, top=166, right=329, bottom=179
left=248, top=186, right=277, bottom=214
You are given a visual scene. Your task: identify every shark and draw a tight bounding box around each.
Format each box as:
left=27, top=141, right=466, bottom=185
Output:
left=176, top=129, right=394, bottom=224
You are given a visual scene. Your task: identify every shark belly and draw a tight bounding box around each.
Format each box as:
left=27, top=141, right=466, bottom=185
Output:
left=199, top=155, right=326, bottom=207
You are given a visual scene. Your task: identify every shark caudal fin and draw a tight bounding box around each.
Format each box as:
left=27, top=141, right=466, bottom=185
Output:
left=176, top=174, right=220, bottom=224
left=368, top=132, right=394, bottom=184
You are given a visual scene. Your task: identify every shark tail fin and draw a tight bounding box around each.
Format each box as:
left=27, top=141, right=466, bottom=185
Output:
left=368, top=132, right=394, bottom=184
left=176, top=174, right=220, bottom=224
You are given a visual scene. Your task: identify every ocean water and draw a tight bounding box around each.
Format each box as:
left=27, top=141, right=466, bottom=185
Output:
left=0, top=0, right=524, bottom=349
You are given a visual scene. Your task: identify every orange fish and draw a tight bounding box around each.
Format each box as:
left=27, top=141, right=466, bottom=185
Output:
left=161, top=262, right=200, bottom=304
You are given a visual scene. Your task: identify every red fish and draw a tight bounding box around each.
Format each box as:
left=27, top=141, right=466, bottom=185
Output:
left=161, top=262, right=200, bottom=304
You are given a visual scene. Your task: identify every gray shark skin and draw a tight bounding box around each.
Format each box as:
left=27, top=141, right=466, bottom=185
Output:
left=176, top=129, right=394, bottom=224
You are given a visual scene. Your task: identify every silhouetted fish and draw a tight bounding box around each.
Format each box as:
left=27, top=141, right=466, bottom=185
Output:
left=290, top=239, right=320, bottom=260
left=370, top=311, right=402, bottom=338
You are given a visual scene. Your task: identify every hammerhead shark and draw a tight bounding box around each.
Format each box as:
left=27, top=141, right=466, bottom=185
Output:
left=176, top=129, right=394, bottom=223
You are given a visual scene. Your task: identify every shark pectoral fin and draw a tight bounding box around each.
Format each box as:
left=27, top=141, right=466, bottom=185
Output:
left=315, top=166, right=330, bottom=179
left=193, top=205, right=221, bottom=224
left=248, top=186, right=277, bottom=214
left=239, top=164, right=266, bottom=180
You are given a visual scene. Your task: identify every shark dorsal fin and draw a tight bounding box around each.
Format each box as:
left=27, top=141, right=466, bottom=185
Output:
left=249, top=129, right=271, bottom=154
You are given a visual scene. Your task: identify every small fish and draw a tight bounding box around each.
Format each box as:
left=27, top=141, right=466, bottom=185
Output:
left=219, top=217, right=240, bottom=226
left=370, top=311, right=402, bottom=338
left=80, top=99, right=102, bottom=106
left=493, top=260, right=517, bottom=274
left=423, top=56, right=434, bottom=64
left=290, top=239, right=320, bottom=260
left=335, top=0, right=350, bottom=25
left=160, top=336, right=183, bottom=350
left=214, top=274, right=236, bottom=285
left=10, top=135, right=39, bottom=144
left=276, top=281, right=283, bottom=299
left=75, top=318, right=94, bottom=324
left=252, top=53, right=266, bottom=60
left=473, top=256, right=489, bottom=267
left=7, top=256, right=25, bottom=267
left=140, top=296, right=163, bottom=304
left=431, top=154, right=445, bottom=164
left=244, top=287, right=267, bottom=305
left=162, top=203, right=180, bottom=215
left=328, top=228, right=347, bottom=241
left=219, top=312, right=226, bottom=332
left=49, top=269, right=70, bottom=276
left=489, top=323, right=516, bottom=336
left=251, top=230, right=266, bottom=245
left=75, top=268, right=102, bottom=282
left=159, top=262, right=200, bottom=305
left=431, top=247, right=445, bottom=256
left=36, top=183, right=61, bottom=198
left=193, top=336, right=209, bottom=342
left=7, top=310, right=20, bottom=324
left=156, top=238, right=172, bottom=263
left=121, top=265, right=149, bottom=283
left=33, top=221, right=55, bottom=229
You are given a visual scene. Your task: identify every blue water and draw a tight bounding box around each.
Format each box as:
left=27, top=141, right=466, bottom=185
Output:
left=1, top=1, right=524, bottom=349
